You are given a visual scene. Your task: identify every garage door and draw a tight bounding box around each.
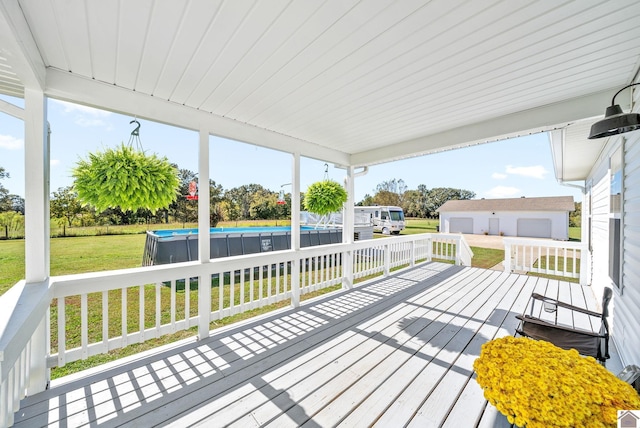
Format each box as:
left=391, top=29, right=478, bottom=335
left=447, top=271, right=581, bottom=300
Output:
left=517, top=219, right=551, bottom=238
left=450, top=218, right=473, bottom=234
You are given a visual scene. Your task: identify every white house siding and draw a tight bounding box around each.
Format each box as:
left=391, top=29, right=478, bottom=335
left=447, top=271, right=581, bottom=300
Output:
left=586, top=85, right=640, bottom=367
left=588, top=144, right=615, bottom=304
left=440, top=211, right=568, bottom=239
left=621, top=128, right=640, bottom=367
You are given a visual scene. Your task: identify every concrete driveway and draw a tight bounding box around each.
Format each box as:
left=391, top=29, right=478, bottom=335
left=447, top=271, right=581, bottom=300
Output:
left=461, top=234, right=505, bottom=250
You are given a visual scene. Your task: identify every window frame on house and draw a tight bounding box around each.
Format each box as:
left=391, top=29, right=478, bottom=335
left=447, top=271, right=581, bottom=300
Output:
left=609, top=144, right=624, bottom=292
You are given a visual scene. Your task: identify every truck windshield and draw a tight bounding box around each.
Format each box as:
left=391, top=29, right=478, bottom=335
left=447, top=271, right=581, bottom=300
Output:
left=389, top=210, right=404, bottom=221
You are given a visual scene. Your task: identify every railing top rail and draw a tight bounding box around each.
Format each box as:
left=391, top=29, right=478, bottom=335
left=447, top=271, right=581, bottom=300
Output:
left=0, top=280, right=51, bottom=378
left=51, top=234, right=442, bottom=296
left=502, top=237, right=586, bottom=249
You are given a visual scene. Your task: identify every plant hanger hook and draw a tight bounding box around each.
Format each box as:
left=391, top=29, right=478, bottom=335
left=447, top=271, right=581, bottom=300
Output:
left=128, top=118, right=143, bottom=151
left=323, top=163, right=329, bottom=180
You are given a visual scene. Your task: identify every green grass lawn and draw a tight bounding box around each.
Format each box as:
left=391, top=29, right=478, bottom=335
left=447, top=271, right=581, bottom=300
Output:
left=569, top=226, right=581, bottom=241
left=0, top=235, right=147, bottom=295
left=403, top=218, right=439, bottom=234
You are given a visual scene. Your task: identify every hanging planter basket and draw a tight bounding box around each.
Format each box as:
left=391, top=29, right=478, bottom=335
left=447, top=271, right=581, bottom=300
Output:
left=72, top=143, right=179, bottom=213
left=304, top=179, right=347, bottom=216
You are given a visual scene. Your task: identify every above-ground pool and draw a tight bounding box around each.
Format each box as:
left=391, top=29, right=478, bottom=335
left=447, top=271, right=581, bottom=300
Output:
left=143, top=226, right=342, bottom=266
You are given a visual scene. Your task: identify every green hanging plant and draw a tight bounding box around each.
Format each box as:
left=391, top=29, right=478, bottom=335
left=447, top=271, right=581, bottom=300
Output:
left=304, top=179, right=348, bottom=216
left=72, top=143, right=179, bottom=213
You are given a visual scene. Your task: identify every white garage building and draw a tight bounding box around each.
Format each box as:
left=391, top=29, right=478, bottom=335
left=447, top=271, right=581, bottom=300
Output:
left=436, top=196, right=575, bottom=240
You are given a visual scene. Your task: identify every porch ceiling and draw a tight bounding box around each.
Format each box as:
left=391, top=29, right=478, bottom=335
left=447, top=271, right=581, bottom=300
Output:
left=1, top=0, right=640, bottom=167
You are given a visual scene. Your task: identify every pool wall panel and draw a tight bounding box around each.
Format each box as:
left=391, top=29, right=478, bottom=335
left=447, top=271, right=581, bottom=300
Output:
left=143, top=229, right=342, bottom=266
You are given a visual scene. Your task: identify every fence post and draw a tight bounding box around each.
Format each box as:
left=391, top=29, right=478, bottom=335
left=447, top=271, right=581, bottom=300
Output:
left=27, top=314, right=49, bottom=395
left=579, top=245, right=588, bottom=285
left=342, top=250, right=353, bottom=290
left=503, top=239, right=512, bottom=272
left=197, top=275, right=211, bottom=339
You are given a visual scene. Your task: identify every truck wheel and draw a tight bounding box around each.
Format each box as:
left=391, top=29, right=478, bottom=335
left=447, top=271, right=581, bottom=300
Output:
left=382, top=227, right=390, bottom=235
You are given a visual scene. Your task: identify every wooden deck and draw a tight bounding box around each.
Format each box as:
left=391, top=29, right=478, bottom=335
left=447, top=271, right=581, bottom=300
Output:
left=13, top=262, right=600, bottom=427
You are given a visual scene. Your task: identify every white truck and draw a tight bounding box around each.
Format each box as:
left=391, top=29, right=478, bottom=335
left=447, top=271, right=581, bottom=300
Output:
left=355, top=205, right=405, bottom=235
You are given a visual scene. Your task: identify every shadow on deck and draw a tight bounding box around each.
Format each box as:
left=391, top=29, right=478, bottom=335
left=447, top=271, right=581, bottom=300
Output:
left=14, top=262, right=598, bottom=427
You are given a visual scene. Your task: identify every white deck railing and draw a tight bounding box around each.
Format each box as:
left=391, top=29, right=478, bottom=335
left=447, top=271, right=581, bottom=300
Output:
left=0, top=232, right=470, bottom=427
left=503, top=237, right=588, bottom=285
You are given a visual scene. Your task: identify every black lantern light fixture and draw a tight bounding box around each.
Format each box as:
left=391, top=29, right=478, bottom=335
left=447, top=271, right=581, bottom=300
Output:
left=589, top=83, right=640, bottom=139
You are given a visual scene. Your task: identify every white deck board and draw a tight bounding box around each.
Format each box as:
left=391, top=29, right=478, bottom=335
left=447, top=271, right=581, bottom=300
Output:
left=13, top=263, right=601, bottom=428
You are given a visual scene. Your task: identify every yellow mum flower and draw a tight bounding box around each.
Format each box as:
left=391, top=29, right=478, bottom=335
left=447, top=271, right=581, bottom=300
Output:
left=473, top=337, right=640, bottom=427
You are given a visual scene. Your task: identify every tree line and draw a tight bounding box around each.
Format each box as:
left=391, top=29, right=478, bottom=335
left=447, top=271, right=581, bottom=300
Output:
left=1, top=166, right=478, bottom=232
left=358, top=179, right=475, bottom=218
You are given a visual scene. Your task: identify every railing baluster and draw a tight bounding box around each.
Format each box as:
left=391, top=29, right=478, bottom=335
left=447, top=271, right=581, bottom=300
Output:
left=259, top=265, right=264, bottom=303
left=57, top=297, right=66, bottom=367
left=249, top=266, right=255, bottom=307
left=184, top=278, right=190, bottom=328
left=1, top=375, right=8, bottom=426
left=81, top=293, right=88, bottom=360
left=267, top=264, right=273, bottom=303
left=139, top=285, right=145, bottom=342
left=240, top=269, right=245, bottom=311
left=155, top=282, right=161, bottom=336
left=10, top=367, right=17, bottom=416
left=219, top=271, right=224, bottom=316
left=20, top=341, right=27, bottom=396
left=170, top=279, right=176, bottom=333
left=121, top=287, right=127, bottom=346
left=102, top=291, right=109, bottom=352
left=7, top=368, right=14, bottom=425
left=15, top=352, right=22, bottom=410
left=230, top=270, right=236, bottom=313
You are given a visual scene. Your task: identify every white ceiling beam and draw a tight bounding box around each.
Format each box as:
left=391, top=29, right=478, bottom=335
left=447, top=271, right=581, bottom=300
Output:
left=351, top=89, right=617, bottom=167
left=0, top=97, right=23, bottom=119
left=45, top=68, right=350, bottom=166
left=0, top=1, right=46, bottom=90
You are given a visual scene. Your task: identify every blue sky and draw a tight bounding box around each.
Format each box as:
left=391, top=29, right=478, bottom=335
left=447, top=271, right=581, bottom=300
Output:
left=0, top=95, right=582, bottom=203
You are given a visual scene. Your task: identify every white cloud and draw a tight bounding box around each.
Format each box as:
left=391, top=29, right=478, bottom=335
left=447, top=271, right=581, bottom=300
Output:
left=0, top=134, right=24, bottom=150
left=485, top=186, right=521, bottom=198
left=492, top=172, right=507, bottom=179
left=505, top=165, right=548, bottom=179
left=50, top=159, right=60, bottom=167
left=52, top=99, right=113, bottom=128
left=52, top=99, right=111, bottom=117
left=75, top=117, right=107, bottom=128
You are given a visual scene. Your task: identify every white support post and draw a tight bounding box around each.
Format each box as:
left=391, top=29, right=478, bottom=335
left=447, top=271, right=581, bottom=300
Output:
left=343, top=166, right=355, bottom=243
left=23, top=88, right=50, bottom=393
left=197, top=128, right=211, bottom=340
left=342, top=166, right=355, bottom=289
left=24, top=89, right=49, bottom=283
left=291, top=153, right=301, bottom=307
left=197, top=128, right=210, bottom=262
